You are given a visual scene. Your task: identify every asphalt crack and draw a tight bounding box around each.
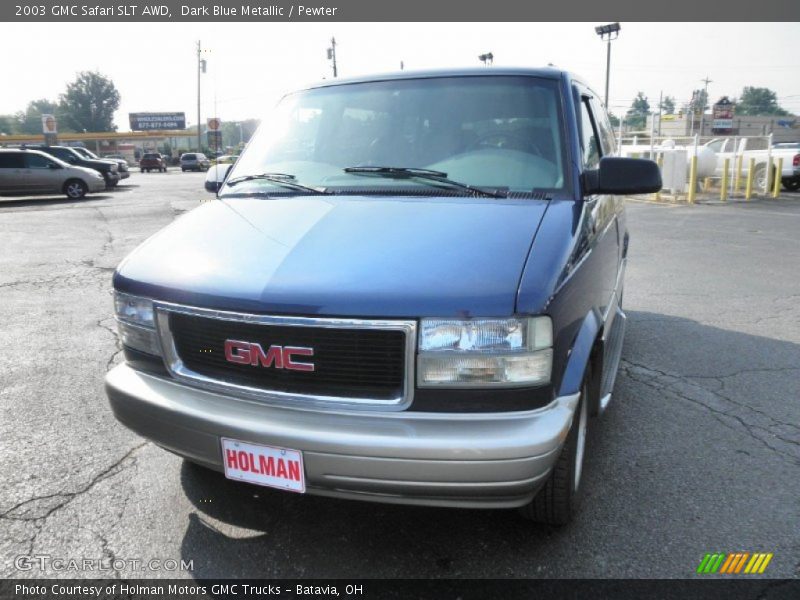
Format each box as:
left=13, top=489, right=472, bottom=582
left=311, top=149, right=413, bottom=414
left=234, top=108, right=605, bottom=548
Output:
left=621, top=359, right=800, bottom=466
left=1, top=442, right=149, bottom=522
left=97, top=315, right=123, bottom=371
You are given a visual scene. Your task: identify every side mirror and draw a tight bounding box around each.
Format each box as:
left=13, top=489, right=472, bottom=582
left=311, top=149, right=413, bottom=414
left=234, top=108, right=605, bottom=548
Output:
left=583, top=157, right=662, bottom=196
left=204, top=163, right=232, bottom=193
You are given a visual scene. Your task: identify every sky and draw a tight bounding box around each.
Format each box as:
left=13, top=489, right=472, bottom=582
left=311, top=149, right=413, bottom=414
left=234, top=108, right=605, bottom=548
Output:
left=0, top=22, right=798, bottom=130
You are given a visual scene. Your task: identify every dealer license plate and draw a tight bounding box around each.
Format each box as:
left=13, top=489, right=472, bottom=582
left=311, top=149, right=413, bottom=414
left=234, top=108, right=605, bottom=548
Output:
left=221, top=438, right=305, bottom=493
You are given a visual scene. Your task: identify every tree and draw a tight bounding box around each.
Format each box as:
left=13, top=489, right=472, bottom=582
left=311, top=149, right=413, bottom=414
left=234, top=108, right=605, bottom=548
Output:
left=625, top=92, right=650, bottom=130
left=734, top=87, right=789, bottom=116
left=659, top=95, right=676, bottom=115
left=687, top=89, right=708, bottom=115
left=59, top=71, right=121, bottom=132
left=0, top=114, right=17, bottom=135
left=607, top=112, right=621, bottom=128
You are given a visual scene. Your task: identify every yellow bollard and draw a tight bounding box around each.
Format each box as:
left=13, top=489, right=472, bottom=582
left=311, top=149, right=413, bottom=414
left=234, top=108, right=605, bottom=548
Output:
left=654, top=155, right=663, bottom=201
left=772, top=158, right=783, bottom=198
left=687, top=155, right=698, bottom=204
left=720, top=158, right=729, bottom=201
left=703, top=177, right=712, bottom=192
left=734, top=154, right=743, bottom=195
left=745, top=158, right=755, bottom=201
left=764, top=158, right=773, bottom=195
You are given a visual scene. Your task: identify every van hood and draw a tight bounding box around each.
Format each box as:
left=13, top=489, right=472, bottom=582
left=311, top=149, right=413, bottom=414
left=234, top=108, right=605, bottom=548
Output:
left=115, top=195, right=549, bottom=317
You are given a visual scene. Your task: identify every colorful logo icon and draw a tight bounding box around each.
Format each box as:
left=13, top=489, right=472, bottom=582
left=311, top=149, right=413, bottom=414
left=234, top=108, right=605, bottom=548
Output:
left=696, top=552, right=773, bottom=574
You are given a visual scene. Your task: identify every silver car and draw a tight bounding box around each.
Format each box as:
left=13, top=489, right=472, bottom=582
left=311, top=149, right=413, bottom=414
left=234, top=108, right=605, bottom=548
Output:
left=0, top=149, right=106, bottom=199
left=180, top=153, right=210, bottom=172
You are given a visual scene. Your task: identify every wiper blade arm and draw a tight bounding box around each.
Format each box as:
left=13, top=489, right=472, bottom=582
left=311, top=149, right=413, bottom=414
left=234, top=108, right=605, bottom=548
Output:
left=225, top=172, right=330, bottom=195
left=343, top=166, right=505, bottom=198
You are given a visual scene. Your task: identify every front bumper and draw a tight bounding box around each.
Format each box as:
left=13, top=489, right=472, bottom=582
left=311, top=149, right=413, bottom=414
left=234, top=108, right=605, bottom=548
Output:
left=106, top=364, right=578, bottom=509
left=103, top=171, right=121, bottom=186
left=87, top=178, right=106, bottom=192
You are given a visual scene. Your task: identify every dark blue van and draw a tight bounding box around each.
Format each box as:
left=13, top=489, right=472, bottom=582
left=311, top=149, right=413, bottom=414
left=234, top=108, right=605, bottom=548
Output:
left=106, top=68, right=660, bottom=524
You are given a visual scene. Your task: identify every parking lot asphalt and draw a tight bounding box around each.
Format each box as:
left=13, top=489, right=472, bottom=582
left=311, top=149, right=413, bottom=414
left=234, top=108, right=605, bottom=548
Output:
left=1, top=173, right=798, bottom=579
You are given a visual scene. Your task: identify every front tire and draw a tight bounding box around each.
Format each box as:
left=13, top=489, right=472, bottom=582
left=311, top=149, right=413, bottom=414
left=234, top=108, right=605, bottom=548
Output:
left=519, top=375, right=590, bottom=525
left=64, top=179, right=88, bottom=199
left=782, top=178, right=800, bottom=192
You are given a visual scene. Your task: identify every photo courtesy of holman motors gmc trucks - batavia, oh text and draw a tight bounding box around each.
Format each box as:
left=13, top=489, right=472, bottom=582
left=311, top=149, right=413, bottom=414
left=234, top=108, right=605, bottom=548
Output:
left=105, top=68, right=661, bottom=524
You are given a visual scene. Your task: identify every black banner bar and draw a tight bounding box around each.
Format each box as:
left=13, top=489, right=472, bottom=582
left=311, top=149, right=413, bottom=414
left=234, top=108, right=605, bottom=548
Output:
left=2, top=579, right=800, bottom=600
left=2, top=0, right=800, bottom=22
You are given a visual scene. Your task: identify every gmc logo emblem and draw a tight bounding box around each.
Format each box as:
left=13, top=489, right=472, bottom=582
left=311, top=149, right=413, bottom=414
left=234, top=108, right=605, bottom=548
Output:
left=224, top=339, right=315, bottom=372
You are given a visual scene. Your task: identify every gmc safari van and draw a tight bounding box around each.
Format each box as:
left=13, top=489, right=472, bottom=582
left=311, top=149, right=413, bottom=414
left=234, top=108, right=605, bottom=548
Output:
left=106, top=68, right=660, bottom=524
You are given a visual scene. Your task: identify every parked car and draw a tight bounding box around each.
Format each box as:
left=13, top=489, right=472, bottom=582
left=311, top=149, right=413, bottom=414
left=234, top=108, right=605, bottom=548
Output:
left=180, top=153, right=211, bottom=171
left=0, top=148, right=106, bottom=199
left=72, top=147, right=130, bottom=181
left=103, top=153, right=130, bottom=165
left=204, top=163, right=232, bottom=192
left=21, top=145, right=120, bottom=188
left=106, top=68, right=660, bottom=524
left=139, top=153, right=168, bottom=173
left=210, top=154, right=239, bottom=166
left=704, top=138, right=800, bottom=192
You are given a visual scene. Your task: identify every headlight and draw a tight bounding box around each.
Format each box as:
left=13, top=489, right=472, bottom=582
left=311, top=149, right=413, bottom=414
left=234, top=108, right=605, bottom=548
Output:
left=113, top=292, right=161, bottom=356
left=417, top=316, right=552, bottom=387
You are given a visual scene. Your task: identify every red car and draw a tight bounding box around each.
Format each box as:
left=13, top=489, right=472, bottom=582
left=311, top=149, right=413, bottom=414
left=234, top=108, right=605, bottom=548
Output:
left=139, top=153, right=167, bottom=173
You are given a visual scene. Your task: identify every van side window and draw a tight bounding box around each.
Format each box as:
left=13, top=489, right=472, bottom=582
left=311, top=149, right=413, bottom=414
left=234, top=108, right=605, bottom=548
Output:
left=589, top=97, right=617, bottom=156
left=0, top=153, right=25, bottom=168
left=578, top=98, right=601, bottom=169
left=25, top=153, right=54, bottom=169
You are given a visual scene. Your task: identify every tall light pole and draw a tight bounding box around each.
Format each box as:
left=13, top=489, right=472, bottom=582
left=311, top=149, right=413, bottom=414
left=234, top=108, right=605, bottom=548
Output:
left=327, top=37, right=338, bottom=78
left=196, top=41, right=208, bottom=151
left=595, top=22, right=621, bottom=108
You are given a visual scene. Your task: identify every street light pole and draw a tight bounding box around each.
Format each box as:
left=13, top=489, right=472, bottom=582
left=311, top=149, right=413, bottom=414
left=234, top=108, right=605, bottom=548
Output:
left=595, top=23, right=621, bottom=108
left=197, top=40, right=201, bottom=152
left=604, top=38, right=611, bottom=107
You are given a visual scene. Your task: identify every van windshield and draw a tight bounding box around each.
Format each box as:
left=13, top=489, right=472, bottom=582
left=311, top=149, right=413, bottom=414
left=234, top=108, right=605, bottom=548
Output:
left=224, top=76, right=567, bottom=196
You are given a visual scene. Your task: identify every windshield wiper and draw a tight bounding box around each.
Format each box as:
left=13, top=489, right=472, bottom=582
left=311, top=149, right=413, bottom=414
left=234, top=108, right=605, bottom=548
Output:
left=343, top=166, right=506, bottom=198
left=225, top=172, right=331, bottom=195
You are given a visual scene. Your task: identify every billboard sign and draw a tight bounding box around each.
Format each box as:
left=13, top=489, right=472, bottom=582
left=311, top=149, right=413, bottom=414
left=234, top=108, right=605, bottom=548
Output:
left=41, top=114, right=57, bottom=134
left=207, top=117, right=222, bottom=132
left=129, top=112, right=186, bottom=131
left=712, top=98, right=735, bottom=133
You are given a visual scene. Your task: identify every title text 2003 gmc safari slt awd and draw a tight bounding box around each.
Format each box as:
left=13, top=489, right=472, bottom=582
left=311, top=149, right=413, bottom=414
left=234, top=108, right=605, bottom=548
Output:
left=106, top=69, right=660, bottom=524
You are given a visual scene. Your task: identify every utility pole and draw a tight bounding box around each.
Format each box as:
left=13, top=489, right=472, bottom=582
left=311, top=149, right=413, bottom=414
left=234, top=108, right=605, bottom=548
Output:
left=196, top=40, right=202, bottom=151
left=327, top=37, right=338, bottom=78
left=657, top=90, right=663, bottom=137
left=698, top=76, right=712, bottom=139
